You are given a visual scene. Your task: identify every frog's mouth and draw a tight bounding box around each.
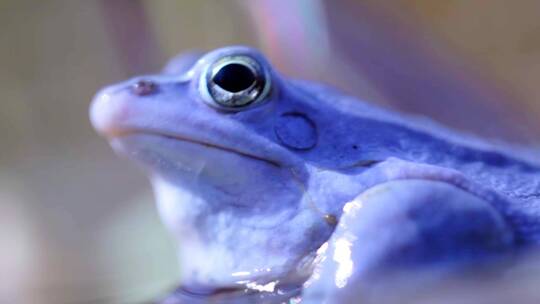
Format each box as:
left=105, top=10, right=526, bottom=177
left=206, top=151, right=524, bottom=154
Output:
left=107, top=128, right=283, bottom=168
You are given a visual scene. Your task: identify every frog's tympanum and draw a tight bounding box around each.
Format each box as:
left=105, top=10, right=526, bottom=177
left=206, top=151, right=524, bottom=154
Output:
left=91, top=46, right=540, bottom=303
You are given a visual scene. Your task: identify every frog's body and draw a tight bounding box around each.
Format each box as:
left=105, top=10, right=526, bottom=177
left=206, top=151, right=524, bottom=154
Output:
left=91, top=46, right=540, bottom=303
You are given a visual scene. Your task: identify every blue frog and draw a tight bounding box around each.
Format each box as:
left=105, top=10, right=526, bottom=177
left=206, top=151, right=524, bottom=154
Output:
left=90, top=46, right=540, bottom=303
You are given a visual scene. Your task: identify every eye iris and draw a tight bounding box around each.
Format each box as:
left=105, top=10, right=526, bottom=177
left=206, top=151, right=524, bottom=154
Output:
left=213, top=63, right=256, bottom=93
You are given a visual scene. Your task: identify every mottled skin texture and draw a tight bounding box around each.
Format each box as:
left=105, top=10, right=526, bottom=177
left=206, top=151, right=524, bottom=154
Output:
left=90, top=46, right=540, bottom=301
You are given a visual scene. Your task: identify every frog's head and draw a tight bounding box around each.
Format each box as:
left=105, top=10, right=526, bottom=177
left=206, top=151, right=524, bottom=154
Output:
left=90, top=46, right=337, bottom=287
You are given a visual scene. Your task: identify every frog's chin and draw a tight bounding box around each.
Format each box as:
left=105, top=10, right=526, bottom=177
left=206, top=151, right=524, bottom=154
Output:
left=109, top=132, right=305, bottom=213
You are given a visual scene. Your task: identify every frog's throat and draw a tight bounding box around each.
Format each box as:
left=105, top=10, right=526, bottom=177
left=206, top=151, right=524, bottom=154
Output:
left=289, top=167, right=338, bottom=227
left=109, top=128, right=282, bottom=167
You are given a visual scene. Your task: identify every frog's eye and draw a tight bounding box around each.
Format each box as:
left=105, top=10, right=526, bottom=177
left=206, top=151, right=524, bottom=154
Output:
left=200, top=55, right=271, bottom=110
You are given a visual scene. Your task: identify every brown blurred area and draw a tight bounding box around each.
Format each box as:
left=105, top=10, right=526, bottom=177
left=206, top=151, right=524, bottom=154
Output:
left=0, top=1, right=539, bottom=303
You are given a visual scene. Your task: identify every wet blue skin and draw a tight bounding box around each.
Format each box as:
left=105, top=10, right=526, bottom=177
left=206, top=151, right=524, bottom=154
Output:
left=90, top=46, right=540, bottom=301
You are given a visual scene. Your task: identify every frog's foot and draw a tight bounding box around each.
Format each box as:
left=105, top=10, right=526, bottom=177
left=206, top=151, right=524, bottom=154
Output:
left=302, top=179, right=515, bottom=303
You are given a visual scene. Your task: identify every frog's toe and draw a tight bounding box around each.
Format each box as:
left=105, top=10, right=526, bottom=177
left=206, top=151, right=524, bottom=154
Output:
left=303, top=179, right=514, bottom=303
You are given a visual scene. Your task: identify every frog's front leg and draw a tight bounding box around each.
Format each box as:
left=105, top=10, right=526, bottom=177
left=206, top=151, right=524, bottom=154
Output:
left=303, top=178, right=515, bottom=303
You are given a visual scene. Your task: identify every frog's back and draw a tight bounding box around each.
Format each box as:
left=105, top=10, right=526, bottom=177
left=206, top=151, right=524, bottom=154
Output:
left=292, top=80, right=540, bottom=243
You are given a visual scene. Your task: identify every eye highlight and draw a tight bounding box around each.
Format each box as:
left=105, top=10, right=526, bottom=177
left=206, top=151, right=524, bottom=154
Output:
left=200, top=55, right=271, bottom=110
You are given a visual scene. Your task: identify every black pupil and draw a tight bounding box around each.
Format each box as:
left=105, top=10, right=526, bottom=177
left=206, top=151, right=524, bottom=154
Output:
left=213, top=63, right=256, bottom=93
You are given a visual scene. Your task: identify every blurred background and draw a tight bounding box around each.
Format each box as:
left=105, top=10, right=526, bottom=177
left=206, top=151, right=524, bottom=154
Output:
left=1, top=1, right=539, bottom=303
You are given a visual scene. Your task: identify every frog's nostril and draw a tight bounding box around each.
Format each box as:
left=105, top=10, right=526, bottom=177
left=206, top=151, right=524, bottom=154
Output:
left=131, top=80, right=157, bottom=96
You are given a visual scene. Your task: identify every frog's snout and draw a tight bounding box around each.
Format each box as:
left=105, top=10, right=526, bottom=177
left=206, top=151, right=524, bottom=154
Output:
left=89, top=75, right=164, bottom=138
left=90, top=83, right=136, bottom=138
left=90, top=86, right=118, bottom=137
